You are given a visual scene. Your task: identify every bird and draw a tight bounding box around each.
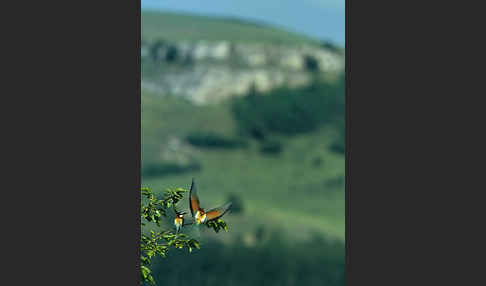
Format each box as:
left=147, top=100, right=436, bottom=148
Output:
left=173, top=206, right=192, bottom=234
left=173, top=211, right=185, bottom=234
left=189, top=178, right=232, bottom=225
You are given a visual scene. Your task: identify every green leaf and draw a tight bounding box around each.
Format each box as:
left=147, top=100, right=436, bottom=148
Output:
left=147, top=250, right=154, bottom=258
left=141, top=265, right=151, bottom=279
left=192, top=240, right=200, bottom=249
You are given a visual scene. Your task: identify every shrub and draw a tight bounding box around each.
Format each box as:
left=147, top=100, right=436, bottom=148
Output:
left=330, top=141, right=345, bottom=154
left=165, top=45, right=178, bottom=62
left=150, top=40, right=167, bottom=62
left=320, top=40, right=343, bottom=54
left=150, top=230, right=345, bottom=286
left=186, top=132, right=247, bottom=149
left=260, top=139, right=282, bottom=155
left=142, top=162, right=201, bottom=178
left=232, top=76, right=345, bottom=139
left=304, top=54, right=320, bottom=72
left=149, top=40, right=179, bottom=63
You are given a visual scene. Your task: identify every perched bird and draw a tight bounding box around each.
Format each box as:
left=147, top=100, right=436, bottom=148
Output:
left=173, top=207, right=192, bottom=234
left=189, top=178, right=232, bottom=225
left=173, top=211, right=185, bottom=234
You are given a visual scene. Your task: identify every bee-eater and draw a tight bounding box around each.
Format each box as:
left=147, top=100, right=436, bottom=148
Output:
left=189, top=178, right=232, bottom=225
left=173, top=206, right=193, bottom=233
left=173, top=211, right=186, bottom=234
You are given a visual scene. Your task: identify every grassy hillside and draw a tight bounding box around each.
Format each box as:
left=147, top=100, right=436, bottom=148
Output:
left=141, top=89, right=345, bottom=241
left=141, top=85, right=345, bottom=285
left=142, top=11, right=319, bottom=45
left=141, top=11, right=345, bottom=285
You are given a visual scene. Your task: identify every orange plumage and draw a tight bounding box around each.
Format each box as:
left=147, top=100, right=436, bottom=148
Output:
left=189, top=178, right=232, bottom=225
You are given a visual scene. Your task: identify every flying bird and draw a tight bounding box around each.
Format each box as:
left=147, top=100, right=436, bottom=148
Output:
left=189, top=178, right=232, bottom=225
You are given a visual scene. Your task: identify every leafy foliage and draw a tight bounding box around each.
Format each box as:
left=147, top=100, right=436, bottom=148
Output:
left=320, top=40, right=343, bottom=55
left=330, top=139, right=345, bottom=154
left=150, top=230, right=345, bottom=286
left=304, top=54, right=320, bottom=72
left=186, top=132, right=247, bottom=149
left=150, top=40, right=167, bottom=62
left=232, top=77, right=345, bottom=139
left=142, top=162, right=201, bottom=178
left=140, top=186, right=229, bottom=285
left=205, top=219, right=229, bottom=233
left=260, top=139, right=283, bottom=155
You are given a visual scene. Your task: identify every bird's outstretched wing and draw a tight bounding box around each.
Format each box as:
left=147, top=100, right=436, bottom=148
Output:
left=206, top=202, right=232, bottom=221
left=189, top=178, right=200, bottom=217
left=173, top=205, right=189, bottom=216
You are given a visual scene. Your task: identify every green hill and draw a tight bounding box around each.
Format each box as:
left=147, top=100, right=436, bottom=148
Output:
left=141, top=13, right=344, bottom=240
left=142, top=11, right=319, bottom=45
left=141, top=11, right=345, bottom=285
left=141, top=88, right=345, bottom=241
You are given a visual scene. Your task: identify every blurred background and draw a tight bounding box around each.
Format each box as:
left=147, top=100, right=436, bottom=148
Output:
left=141, top=1, right=345, bottom=285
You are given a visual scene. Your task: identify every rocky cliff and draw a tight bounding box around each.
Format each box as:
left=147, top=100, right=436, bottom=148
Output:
left=141, top=40, right=344, bottom=105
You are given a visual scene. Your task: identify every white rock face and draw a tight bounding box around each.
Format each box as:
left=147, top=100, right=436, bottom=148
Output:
left=210, top=41, right=231, bottom=60
left=141, top=41, right=344, bottom=104
left=280, top=50, right=305, bottom=70
left=151, top=66, right=316, bottom=105
left=192, top=42, right=211, bottom=60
